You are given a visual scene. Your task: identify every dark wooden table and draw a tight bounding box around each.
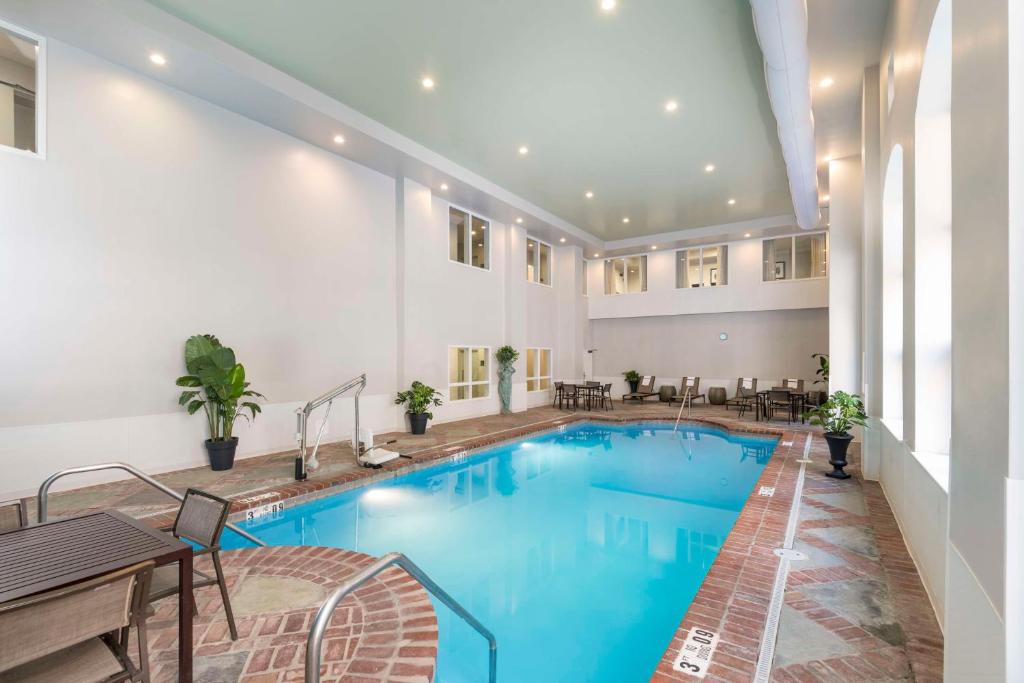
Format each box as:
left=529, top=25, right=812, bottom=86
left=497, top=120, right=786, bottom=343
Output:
left=0, top=510, right=194, bottom=681
left=756, top=389, right=808, bottom=423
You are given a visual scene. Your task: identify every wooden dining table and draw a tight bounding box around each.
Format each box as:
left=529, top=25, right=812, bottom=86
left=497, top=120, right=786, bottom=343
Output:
left=0, top=510, right=194, bottom=681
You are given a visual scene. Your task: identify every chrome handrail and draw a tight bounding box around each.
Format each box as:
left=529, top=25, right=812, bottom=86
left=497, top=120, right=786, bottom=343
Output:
left=305, top=552, right=497, bottom=683
left=36, top=462, right=266, bottom=547
left=295, top=373, right=366, bottom=480
left=673, top=387, right=692, bottom=431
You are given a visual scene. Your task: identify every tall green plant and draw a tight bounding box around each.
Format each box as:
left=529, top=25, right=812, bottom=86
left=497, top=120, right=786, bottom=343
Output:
left=395, top=381, right=443, bottom=417
left=811, top=353, right=830, bottom=385
left=806, top=390, right=866, bottom=436
left=176, top=335, right=264, bottom=441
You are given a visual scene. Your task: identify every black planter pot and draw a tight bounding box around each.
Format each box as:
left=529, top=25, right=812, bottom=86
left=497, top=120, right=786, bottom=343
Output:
left=205, top=437, right=238, bottom=471
left=408, top=413, right=429, bottom=435
left=628, top=380, right=640, bottom=393
left=824, top=432, right=854, bottom=479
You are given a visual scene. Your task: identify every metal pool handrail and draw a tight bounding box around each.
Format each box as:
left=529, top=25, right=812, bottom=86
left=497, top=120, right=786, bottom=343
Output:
left=36, top=462, right=266, bottom=548
left=673, top=387, right=692, bottom=431
left=295, top=373, right=366, bottom=479
left=306, top=551, right=497, bottom=683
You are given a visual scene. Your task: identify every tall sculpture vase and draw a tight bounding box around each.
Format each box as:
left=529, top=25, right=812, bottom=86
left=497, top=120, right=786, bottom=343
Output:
left=498, top=365, right=515, bottom=414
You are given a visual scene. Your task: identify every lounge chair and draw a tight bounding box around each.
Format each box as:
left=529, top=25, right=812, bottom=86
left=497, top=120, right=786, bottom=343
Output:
left=0, top=561, right=154, bottom=683
left=0, top=499, right=28, bottom=532
left=725, top=378, right=757, bottom=413
left=670, top=377, right=705, bottom=406
left=779, top=378, right=804, bottom=392
left=622, top=375, right=657, bottom=402
left=149, top=488, right=238, bottom=640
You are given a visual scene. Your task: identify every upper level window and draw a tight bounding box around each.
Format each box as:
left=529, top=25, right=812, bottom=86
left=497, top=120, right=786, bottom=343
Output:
left=526, top=348, right=552, bottom=391
left=762, top=232, right=828, bottom=281
left=582, top=261, right=588, bottom=296
left=604, top=255, right=647, bottom=294
left=0, top=22, right=43, bottom=156
left=676, top=245, right=728, bottom=288
left=526, top=237, right=551, bottom=285
left=449, top=346, right=490, bottom=400
left=449, top=206, right=489, bottom=269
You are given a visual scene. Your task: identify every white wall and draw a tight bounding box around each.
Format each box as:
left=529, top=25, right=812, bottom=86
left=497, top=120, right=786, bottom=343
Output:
left=0, top=40, right=400, bottom=496
left=827, top=155, right=863, bottom=396
left=586, top=236, right=828, bottom=320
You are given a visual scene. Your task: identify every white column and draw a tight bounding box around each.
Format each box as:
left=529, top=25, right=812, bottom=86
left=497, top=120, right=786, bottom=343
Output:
left=828, top=155, right=863, bottom=396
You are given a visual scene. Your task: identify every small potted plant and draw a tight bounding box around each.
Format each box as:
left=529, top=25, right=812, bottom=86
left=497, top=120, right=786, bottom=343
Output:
left=495, top=346, right=519, bottom=415
left=395, top=381, right=443, bottom=435
left=623, top=370, right=641, bottom=394
left=176, top=335, right=265, bottom=471
left=806, top=390, right=867, bottom=479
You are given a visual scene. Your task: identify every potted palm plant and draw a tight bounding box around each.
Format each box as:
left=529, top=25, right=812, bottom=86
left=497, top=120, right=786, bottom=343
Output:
left=806, top=390, right=867, bottom=479
left=495, top=346, right=519, bottom=415
left=623, top=370, right=641, bottom=394
left=176, top=335, right=264, bottom=471
left=395, top=381, right=443, bottom=435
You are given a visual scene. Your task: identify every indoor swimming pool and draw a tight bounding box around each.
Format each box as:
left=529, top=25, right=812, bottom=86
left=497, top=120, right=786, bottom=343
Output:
left=228, top=422, right=776, bottom=682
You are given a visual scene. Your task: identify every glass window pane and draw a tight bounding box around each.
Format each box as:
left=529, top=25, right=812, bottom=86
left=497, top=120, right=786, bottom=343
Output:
left=539, top=243, right=551, bottom=285
left=718, top=245, right=728, bottom=285
left=471, top=383, right=489, bottom=398
left=527, top=378, right=538, bottom=392
left=688, top=250, right=701, bottom=287
left=676, top=250, right=688, bottom=288
left=449, top=347, right=468, bottom=384
left=471, top=217, right=489, bottom=269
left=583, top=261, right=588, bottom=296
left=0, top=28, right=38, bottom=153
left=794, top=233, right=828, bottom=279
left=526, top=239, right=537, bottom=281
left=449, top=385, right=467, bottom=401
left=763, top=237, right=792, bottom=281
left=526, top=348, right=537, bottom=379
left=539, top=377, right=551, bottom=390
left=624, top=256, right=642, bottom=293
left=612, top=259, right=626, bottom=294
left=471, top=347, right=488, bottom=382
left=449, top=208, right=467, bottom=264
left=702, top=246, right=720, bottom=287
left=540, top=349, right=550, bottom=377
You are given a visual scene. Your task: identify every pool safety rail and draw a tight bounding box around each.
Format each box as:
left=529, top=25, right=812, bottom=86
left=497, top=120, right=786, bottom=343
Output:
left=306, top=551, right=498, bottom=683
left=36, top=462, right=267, bottom=547
left=295, top=373, right=366, bottom=480
left=673, top=387, right=693, bottom=431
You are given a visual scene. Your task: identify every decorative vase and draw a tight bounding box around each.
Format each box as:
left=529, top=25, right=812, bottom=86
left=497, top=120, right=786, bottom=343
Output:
left=498, top=364, right=515, bottom=414
left=409, top=412, right=429, bottom=435
left=628, top=380, right=639, bottom=393
left=205, top=437, right=238, bottom=471
left=824, top=432, right=854, bottom=479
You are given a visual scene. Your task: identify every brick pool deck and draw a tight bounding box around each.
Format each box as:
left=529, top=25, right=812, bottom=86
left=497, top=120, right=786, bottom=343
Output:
left=26, top=402, right=944, bottom=681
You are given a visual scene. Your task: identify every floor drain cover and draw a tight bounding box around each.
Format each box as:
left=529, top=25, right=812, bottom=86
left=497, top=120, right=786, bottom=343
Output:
left=773, top=548, right=808, bottom=561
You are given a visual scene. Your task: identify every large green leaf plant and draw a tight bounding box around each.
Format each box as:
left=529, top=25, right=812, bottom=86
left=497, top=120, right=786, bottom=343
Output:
left=176, top=335, right=265, bottom=441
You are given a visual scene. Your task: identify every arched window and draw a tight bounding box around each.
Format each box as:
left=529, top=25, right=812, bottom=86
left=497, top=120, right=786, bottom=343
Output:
left=883, top=145, right=904, bottom=428
left=914, top=0, right=951, bottom=455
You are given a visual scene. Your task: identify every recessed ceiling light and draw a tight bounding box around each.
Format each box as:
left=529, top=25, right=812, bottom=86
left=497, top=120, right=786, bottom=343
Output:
left=665, top=100, right=679, bottom=113
left=600, top=0, right=617, bottom=11
left=516, top=217, right=524, bottom=224
left=149, top=52, right=166, bottom=66
left=651, top=245, right=658, bottom=250
left=823, top=194, right=831, bottom=202
left=819, top=76, right=835, bottom=88
left=704, top=164, right=715, bottom=173
left=333, top=134, right=345, bottom=145
left=518, top=145, right=529, bottom=155
left=560, top=237, right=567, bottom=243
left=421, top=76, right=435, bottom=90
left=622, top=217, right=630, bottom=223
left=727, top=198, right=736, bottom=205
left=593, top=253, right=600, bottom=258
left=585, top=190, right=594, bottom=199
left=440, top=183, right=449, bottom=191
left=744, top=232, right=751, bottom=238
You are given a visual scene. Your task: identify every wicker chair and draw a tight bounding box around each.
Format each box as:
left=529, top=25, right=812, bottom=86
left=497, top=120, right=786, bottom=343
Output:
left=670, top=377, right=705, bottom=406
left=765, top=389, right=793, bottom=422
left=0, top=561, right=154, bottom=683
left=724, top=378, right=757, bottom=413
left=0, top=499, right=28, bottom=532
left=149, top=488, right=238, bottom=640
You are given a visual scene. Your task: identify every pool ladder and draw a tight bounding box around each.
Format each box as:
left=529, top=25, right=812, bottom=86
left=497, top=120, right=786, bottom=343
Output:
left=36, top=462, right=266, bottom=547
left=306, top=551, right=497, bottom=682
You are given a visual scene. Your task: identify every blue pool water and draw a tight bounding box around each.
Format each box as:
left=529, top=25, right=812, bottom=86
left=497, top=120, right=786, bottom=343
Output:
left=227, top=422, right=775, bottom=682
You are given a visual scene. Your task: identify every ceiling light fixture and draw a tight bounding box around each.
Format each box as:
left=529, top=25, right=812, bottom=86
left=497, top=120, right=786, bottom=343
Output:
left=727, top=198, right=736, bottom=205
left=518, top=145, right=529, bottom=155
left=440, top=183, right=449, bottom=191
left=333, top=134, right=345, bottom=144
left=585, top=190, right=594, bottom=199
left=622, top=217, right=630, bottom=223
left=704, top=163, right=715, bottom=173
left=560, top=237, right=567, bottom=243
left=744, top=232, right=751, bottom=238
left=600, top=0, right=617, bottom=11
left=651, top=245, right=658, bottom=250
left=823, top=194, right=831, bottom=202
left=664, top=100, right=679, bottom=113
left=819, top=76, right=834, bottom=88
left=594, top=253, right=600, bottom=258
left=149, top=52, right=166, bottom=66
left=421, top=76, right=435, bottom=90
left=516, top=217, right=524, bottom=224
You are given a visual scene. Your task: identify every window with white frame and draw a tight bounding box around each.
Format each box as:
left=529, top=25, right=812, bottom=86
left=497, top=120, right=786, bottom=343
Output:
left=526, top=348, right=552, bottom=391
left=449, top=206, right=489, bottom=269
left=448, top=346, right=490, bottom=400
left=762, top=232, right=828, bottom=281
left=603, top=255, right=646, bottom=294
left=0, top=22, right=43, bottom=156
left=526, top=237, right=551, bottom=285
left=675, top=245, right=728, bottom=288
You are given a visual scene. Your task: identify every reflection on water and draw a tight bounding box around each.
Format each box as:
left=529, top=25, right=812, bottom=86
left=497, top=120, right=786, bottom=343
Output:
left=234, top=423, right=775, bottom=683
